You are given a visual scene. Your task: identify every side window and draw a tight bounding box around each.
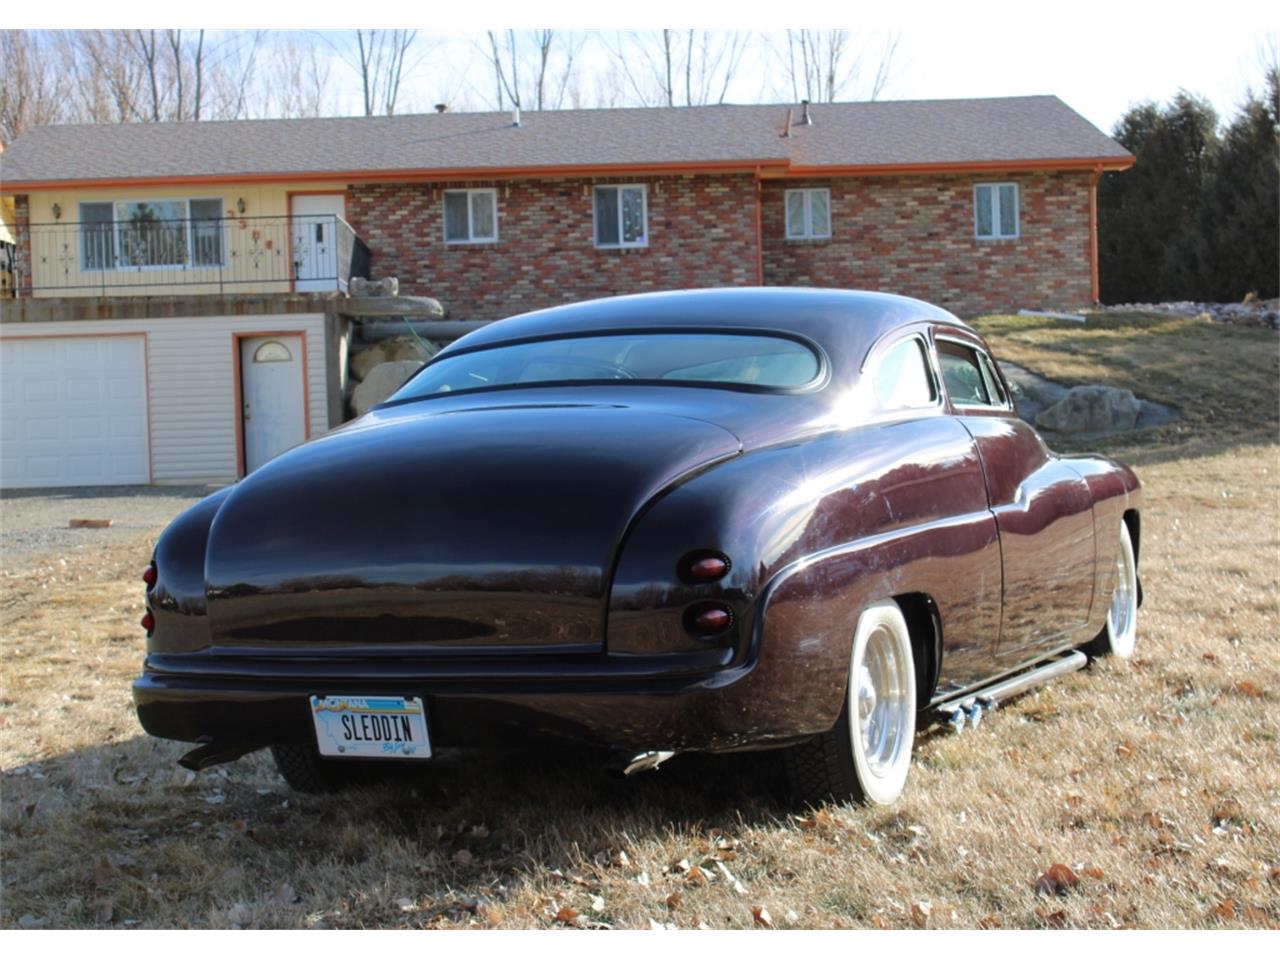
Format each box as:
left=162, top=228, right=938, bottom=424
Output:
left=937, top=340, right=992, bottom=407
left=978, top=352, right=1009, bottom=407
left=871, top=337, right=937, bottom=411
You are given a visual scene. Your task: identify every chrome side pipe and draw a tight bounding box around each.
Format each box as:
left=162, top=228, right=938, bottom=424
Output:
left=934, top=651, right=1088, bottom=730
left=621, top=750, right=677, bottom=776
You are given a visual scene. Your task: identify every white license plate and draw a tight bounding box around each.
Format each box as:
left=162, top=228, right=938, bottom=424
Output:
left=309, top=695, right=431, bottom=759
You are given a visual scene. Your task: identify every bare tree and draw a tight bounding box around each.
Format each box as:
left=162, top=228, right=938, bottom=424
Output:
left=0, top=31, right=70, bottom=142
left=343, top=30, right=422, bottom=116
left=55, top=30, right=144, bottom=124
left=602, top=30, right=749, bottom=107
left=774, top=30, right=899, bottom=104
left=268, top=34, right=332, bottom=119
left=481, top=30, right=583, bottom=111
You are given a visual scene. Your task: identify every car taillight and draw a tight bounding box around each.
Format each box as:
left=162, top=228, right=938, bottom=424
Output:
left=681, top=551, right=731, bottom=583
left=141, top=611, right=155, bottom=633
left=142, top=563, right=157, bottom=588
left=685, top=602, right=733, bottom=638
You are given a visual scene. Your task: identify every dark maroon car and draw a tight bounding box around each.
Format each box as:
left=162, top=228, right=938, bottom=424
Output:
left=133, top=288, right=1141, bottom=804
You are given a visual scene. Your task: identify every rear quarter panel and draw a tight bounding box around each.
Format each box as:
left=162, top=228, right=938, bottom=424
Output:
left=1067, top=456, right=1144, bottom=631
left=607, top=415, right=1002, bottom=741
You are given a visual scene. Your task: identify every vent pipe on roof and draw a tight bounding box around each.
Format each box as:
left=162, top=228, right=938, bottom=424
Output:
left=800, top=100, right=813, bottom=126
left=434, top=103, right=448, bottom=113
left=512, top=106, right=521, bottom=127
left=782, top=108, right=793, bottom=138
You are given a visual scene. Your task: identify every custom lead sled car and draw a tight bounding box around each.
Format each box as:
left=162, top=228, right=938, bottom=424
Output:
left=134, top=288, right=1141, bottom=804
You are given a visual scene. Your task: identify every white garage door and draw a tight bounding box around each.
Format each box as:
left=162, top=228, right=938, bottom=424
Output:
left=0, top=335, right=150, bottom=488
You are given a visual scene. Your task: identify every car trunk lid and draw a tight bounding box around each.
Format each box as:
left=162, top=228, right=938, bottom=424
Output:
left=203, top=402, right=740, bottom=654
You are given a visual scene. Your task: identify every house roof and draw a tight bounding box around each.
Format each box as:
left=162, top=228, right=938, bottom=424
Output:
left=0, top=96, right=1132, bottom=190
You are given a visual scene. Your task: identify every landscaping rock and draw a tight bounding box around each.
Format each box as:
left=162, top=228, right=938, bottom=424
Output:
left=350, top=360, right=424, bottom=416
left=1103, top=299, right=1279, bottom=329
left=350, top=276, right=400, bottom=297
left=349, top=336, right=438, bottom=381
left=1035, top=385, right=1142, bottom=434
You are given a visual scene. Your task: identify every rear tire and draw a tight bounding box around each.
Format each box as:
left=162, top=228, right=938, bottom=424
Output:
left=1084, top=521, right=1138, bottom=660
left=270, top=743, right=361, bottom=794
left=785, top=600, right=917, bottom=806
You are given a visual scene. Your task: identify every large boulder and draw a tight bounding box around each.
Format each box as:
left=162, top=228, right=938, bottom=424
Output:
left=1035, top=385, right=1142, bottom=433
left=350, top=360, right=424, bottom=417
left=349, top=335, right=439, bottom=381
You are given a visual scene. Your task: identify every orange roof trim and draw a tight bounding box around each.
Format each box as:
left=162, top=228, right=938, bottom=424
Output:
left=2, top=155, right=1134, bottom=193
left=1, top=159, right=791, bottom=193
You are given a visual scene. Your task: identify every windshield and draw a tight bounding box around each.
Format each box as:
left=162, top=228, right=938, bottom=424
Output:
left=388, top=332, right=822, bottom=401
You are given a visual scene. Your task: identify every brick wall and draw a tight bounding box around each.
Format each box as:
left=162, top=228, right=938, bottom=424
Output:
left=348, top=174, right=759, bottom=320
left=347, top=171, right=1094, bottom=320
left=761, top=172, right=1094, bottom=316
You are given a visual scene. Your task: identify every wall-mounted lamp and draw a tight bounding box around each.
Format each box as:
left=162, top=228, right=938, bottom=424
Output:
left=51, top=203, right=62, bottom=220
left=236, top=198, right=247, bottom=215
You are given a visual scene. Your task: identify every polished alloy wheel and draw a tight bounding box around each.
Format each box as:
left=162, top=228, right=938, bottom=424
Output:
left=1106, top=522, right=1138, bottom=658
left=856, top=624, right=910, bottom=777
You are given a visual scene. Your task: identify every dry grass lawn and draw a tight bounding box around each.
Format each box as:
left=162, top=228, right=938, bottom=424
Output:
left=1, top=311, right=1277, bottom=930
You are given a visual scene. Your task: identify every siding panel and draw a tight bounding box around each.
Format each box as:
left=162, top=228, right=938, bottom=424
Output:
left=0, top=312, right=328, bottom=484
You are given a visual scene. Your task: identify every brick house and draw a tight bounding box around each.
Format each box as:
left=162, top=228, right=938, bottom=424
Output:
left=3, top=96, right=1132, bottom=317
left=0, top=96, right=1131, bottom=488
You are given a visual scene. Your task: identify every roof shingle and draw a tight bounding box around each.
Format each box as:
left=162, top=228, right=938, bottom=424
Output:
left=0, top=95, right=1131, bottom=187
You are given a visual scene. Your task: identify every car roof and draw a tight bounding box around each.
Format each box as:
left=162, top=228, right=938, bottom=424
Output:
left=445, top=288, right=969, bottom=376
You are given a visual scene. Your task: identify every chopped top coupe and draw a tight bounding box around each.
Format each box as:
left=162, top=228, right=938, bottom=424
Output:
left=133, top=288, right=1141, bottom=804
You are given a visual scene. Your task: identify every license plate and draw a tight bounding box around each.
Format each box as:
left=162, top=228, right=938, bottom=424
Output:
left=309, top=695, right=431, bottom=759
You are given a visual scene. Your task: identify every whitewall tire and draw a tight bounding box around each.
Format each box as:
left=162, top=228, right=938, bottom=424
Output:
left=1104, top=521, right=1138, bottom=658
left=785, top=600, right=917, bottom=805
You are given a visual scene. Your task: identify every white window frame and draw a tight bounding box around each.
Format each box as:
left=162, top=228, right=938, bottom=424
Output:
left=784, top=188, right=832, bottom=240
left=79, top=197, right=227, bottom=272
left=593, top=184, right=648, bottom=249
left=442, top=188, right=499, bottom=245
left=973, top=182, right=1019, bottom=240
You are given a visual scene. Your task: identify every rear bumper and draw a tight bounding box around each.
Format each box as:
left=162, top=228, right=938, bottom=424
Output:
left=132, top=651, right=821, bottom=754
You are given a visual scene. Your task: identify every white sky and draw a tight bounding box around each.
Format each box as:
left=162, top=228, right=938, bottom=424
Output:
left=29, top=0, right=1280, bottom=133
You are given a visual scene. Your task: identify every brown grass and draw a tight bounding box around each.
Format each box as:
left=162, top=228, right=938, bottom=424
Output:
left=2, top=312, right=1278, bottom=930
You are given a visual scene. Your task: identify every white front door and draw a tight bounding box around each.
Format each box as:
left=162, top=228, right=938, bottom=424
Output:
left=240, top=335, right=305, bottom=474
left=291, top=194, right=346, bottom=293
left=0, top=335, right=149, bottom=488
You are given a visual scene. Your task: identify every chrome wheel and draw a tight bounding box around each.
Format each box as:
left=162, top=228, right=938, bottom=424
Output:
left=1106, top=522, right=1138, bottom=658
left=856, top=625, right=910, bottom=777
left=846, top=601, right=917, bottom=804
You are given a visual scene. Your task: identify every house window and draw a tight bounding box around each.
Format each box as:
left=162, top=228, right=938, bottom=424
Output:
left=974, top=183, right=1019, bottom=240
left=79, top=198, right=225, bottom=270
left=443, top=189, right=498, bottom=244
left=785, top=188, right=831, bottom=240
left=594, top=185, right=647, bottom=248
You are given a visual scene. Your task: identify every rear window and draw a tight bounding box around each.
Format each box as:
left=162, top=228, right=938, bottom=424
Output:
left=388, top=333, right=822, bottom=401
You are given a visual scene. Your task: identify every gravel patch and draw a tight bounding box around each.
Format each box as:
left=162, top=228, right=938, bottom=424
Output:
left=0, top=485, right=215, bottom=569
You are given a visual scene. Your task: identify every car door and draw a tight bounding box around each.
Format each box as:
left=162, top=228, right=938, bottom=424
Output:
left=858, top=329, right=1003, bottom=689
left=932, top=330, right=1096, bottom=667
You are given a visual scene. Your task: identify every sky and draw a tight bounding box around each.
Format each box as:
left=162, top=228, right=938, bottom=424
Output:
left=27, top=1, right=1280, bottom=134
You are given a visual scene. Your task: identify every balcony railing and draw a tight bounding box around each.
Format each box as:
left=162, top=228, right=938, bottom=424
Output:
left=10, top=215, right=371, bottom=297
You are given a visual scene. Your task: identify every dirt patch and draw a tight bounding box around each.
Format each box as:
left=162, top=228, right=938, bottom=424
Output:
left=0, top=486, right=209, bottom=569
